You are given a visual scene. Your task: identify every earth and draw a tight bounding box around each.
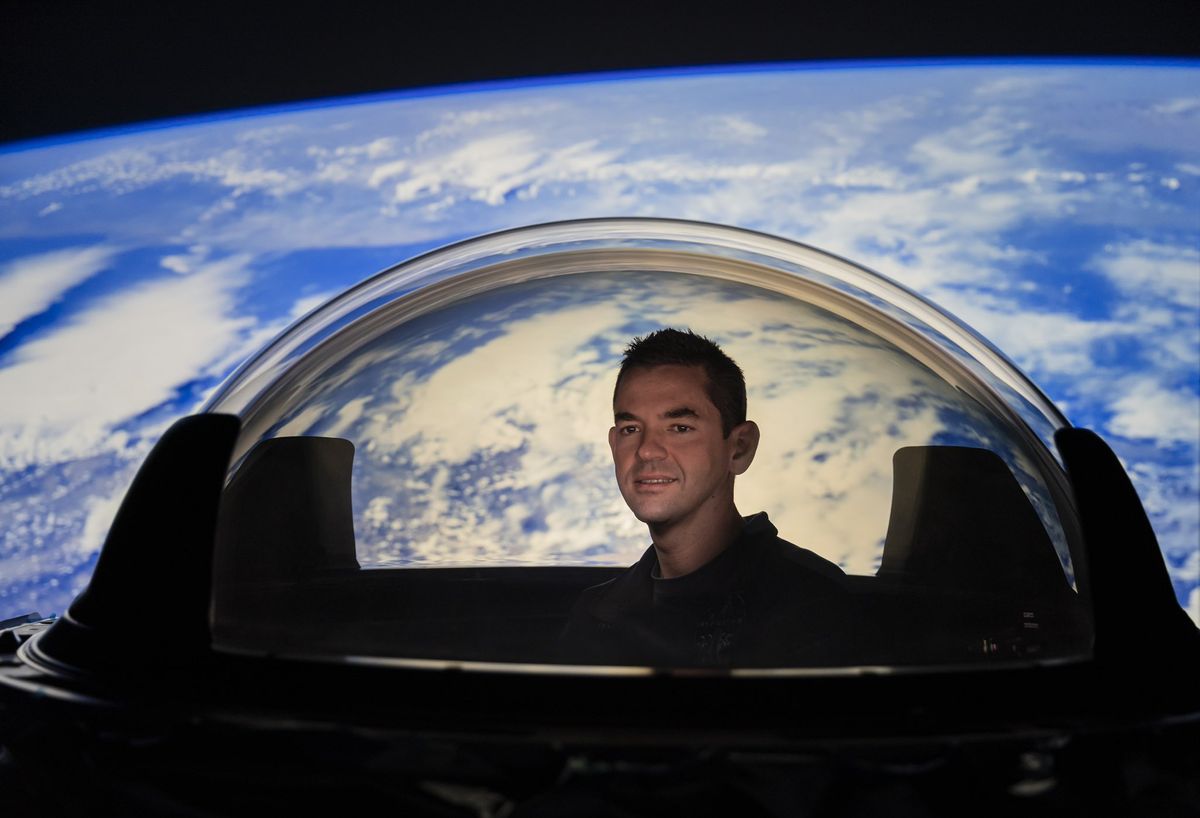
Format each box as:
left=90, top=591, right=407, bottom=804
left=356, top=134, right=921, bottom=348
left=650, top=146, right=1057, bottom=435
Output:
left=0, top=61, right=1196, bottom=623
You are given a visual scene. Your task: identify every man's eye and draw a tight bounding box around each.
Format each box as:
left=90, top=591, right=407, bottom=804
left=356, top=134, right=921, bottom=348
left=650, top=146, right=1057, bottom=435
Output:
left=620, top=425, right=640, bottom=435
left=670, top=424, right=692, bottom=433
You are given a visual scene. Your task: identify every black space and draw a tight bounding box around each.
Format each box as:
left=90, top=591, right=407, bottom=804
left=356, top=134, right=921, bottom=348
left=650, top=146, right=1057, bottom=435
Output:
left=2, top=0, right=1197, bottom=145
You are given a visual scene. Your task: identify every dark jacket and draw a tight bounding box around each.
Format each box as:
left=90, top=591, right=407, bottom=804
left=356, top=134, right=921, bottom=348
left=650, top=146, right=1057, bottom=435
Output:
left=559, top=513, right=867, bottom=668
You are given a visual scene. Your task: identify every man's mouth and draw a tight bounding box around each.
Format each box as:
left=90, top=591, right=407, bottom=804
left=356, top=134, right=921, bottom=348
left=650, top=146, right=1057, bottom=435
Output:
left=634, top=477, right=677, bottom=485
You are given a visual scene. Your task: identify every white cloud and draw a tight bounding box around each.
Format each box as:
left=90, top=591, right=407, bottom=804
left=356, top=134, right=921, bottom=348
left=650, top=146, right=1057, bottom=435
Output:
left=371, top=300, right=619, bottom=467
left=0, top=245, right=115, bottom=339
left=0, top=141, right=303, bottom=203
left=0, top=255, right=255, bottom=468
left=160, top=255, right=192, bottom=274
left=234, top=123, right=302, bottom=145
left=972, top=74, right=1071, bottom=98
left=705, top=114, right=767, bottom=142
left=1093, top=240, right=1200, bottom=310
left=198, top=287, right=338, bottom=393
left=910, top=107, right=1042, bottom=179
left=1153, top=98, right=1200, bottom=116
left=303, top=104, right=565, bottom=193
left=159, top=244, right=211, bottom=275
left=1108, top=379, right=1200, bottom=445
left=1176, top=547, right=1199, bottom=585
left=932, top=288, right=1196, bottom=457
left=937, top=293, right=1132, bottom=378
left=383, top=132, right=621, bottom=207
left=309, top=137, right=402, bottom=184
left=74, top=488, right=127, bottom=559
left=410, top=102, right=564, bottom=150
left=1127, top=458, right=1200, bottom=589
left=366, top=159, right=410, bottom=188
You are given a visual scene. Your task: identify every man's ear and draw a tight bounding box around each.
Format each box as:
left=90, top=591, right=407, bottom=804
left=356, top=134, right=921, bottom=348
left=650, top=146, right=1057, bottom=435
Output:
left=608, top=425, right=618, bottom=457
left=729, top=420, right=760, bottom=476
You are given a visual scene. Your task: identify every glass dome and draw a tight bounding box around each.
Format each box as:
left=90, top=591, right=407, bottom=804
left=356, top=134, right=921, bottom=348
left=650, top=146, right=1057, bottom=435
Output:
left=204, top=219, right=1090, bottom=671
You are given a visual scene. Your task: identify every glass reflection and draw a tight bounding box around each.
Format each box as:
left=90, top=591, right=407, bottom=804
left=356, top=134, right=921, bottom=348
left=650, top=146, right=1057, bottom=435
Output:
left=207, top=224, right=1090, bottom=670
left=235, top=271, right=1070, bottom=579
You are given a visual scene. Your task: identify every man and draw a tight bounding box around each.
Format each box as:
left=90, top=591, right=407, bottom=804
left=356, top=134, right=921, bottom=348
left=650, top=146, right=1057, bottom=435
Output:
left=561, top=328, right=863, bottom=668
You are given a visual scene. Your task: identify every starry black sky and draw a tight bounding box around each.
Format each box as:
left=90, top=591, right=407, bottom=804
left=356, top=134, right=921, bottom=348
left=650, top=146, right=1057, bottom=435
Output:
left=3, top=0, right=1196, bottom=145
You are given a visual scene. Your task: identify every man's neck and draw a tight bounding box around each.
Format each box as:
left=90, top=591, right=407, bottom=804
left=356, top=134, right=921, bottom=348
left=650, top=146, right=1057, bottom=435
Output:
left=650, top=502, right=744, bottom=579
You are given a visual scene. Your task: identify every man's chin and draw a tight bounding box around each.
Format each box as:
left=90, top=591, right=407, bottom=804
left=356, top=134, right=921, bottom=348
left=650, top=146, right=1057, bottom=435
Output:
left=630, top=506, right=673, bottom=526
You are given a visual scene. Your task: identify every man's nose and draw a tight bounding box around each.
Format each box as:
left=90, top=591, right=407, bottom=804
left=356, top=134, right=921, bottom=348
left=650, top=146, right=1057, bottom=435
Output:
left=637, top=430, right=667, bottom=461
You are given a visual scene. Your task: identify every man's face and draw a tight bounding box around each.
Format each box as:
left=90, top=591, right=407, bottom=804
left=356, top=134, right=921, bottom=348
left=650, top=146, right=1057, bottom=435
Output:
left=609, top=364, right=744, bottom=530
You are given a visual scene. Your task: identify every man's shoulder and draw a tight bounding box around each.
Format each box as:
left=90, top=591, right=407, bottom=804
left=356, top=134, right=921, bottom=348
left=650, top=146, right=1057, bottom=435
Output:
left=558, top=547, right=656, bottom=662
left=571, top=545, right=656, bottom=620
left=736, top=515, right=868, bottom=664
left=762, top=536, right=847, bottom=581
left=742, top=513, right=847, bottom=582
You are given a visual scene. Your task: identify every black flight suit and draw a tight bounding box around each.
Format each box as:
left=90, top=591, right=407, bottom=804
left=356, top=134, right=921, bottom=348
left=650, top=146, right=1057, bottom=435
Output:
left=559, top=513, right=867, bottom=668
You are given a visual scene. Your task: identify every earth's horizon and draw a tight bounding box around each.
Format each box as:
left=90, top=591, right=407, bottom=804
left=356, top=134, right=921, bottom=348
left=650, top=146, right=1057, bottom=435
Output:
left=1, top=60, right=1196, bottom=625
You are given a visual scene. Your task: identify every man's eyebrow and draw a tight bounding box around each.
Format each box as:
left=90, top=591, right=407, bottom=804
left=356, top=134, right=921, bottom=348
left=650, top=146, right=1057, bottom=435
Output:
left=613, top=407, right=700, bottom=422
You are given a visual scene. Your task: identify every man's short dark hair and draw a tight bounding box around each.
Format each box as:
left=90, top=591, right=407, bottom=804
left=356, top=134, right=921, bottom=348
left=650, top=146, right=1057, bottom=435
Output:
left=615, top=328, right=746, bottom=437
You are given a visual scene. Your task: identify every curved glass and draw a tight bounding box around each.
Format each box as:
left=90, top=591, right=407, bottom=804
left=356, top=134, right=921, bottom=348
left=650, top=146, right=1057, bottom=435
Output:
left=205, top=219, right=1091, bottom=672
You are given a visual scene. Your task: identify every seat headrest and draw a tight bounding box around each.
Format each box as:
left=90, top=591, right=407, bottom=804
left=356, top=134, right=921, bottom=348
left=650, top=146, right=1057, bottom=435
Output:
left=214, top=436, right=360, bottom=583
left=879, top=445, right=1068, bottom=597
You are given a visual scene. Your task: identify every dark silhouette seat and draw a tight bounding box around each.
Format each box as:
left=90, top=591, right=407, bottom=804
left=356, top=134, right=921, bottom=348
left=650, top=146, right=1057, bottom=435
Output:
left=879, top=445, right=1070, bottom=597
left=853, top=445, right=1088, bottom=664
left=214, top=435, right=360, bottom=584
